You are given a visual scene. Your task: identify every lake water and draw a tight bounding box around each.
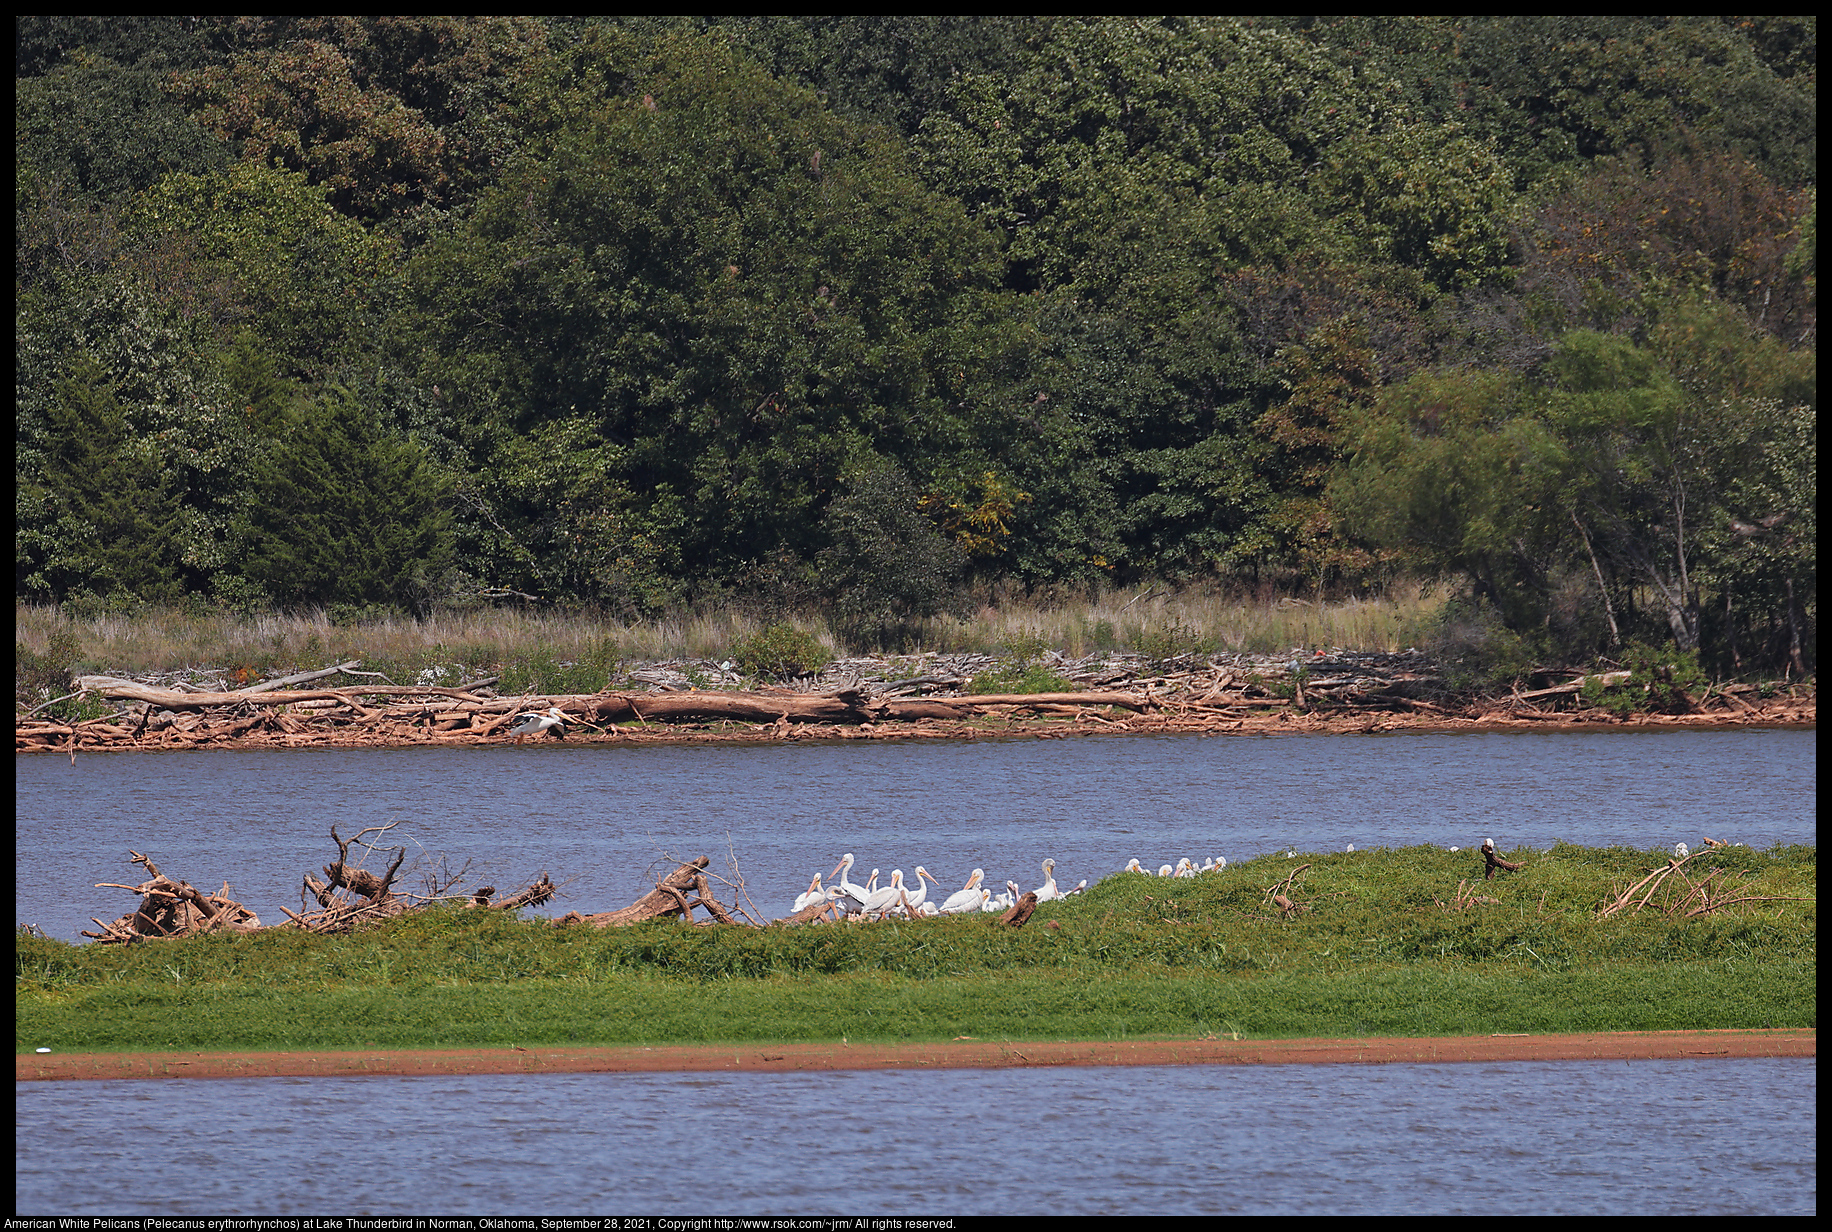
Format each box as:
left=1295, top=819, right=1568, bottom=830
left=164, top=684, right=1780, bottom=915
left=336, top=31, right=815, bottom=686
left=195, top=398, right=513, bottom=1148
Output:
left=14, top=1059, right=1816, bottom=1215
left=14, top=727, right=1817, bottom=938
left=15, top=727, right=1817, bottom=1215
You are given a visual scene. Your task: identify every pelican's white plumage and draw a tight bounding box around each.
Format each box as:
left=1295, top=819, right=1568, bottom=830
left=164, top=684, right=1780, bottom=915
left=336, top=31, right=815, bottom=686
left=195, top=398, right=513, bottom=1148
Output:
left=902, top=866, right=935, bottom=916
left=507, top=706, right=568, bottom=744
left=939, top=869, right=986, bottom=914
left=1035, top=858, right=1061, bottom=903
left=859, top=870, right=904, bottom=920
left=791, top=872, right=826, bottom=913
left=831, top=854, right=870, bottom=913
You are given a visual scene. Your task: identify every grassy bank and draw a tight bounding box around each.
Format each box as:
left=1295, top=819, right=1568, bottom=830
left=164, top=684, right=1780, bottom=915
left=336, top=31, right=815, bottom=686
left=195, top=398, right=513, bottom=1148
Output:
left=16, top=583, right=1443, bottom=684
left=17, top=844, right=1814, bottom=1053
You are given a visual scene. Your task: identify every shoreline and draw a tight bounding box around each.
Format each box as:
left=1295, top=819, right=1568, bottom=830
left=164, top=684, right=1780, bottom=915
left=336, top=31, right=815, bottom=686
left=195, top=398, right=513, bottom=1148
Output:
left=17, top=701, right=1817, bottom=754
left=17, top=1030, right=1815, bottom=1082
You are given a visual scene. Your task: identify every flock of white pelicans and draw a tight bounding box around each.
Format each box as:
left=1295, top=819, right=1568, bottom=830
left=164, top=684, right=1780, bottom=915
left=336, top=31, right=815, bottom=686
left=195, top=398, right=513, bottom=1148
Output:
left=788, top=852, right=1234, bottom=920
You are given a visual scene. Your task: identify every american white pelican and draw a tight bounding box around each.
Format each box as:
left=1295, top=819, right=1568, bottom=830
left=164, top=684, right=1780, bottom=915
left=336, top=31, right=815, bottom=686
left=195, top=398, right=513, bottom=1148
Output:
left=1213, top=856, right=1226, bottom=871
left=939, top=869, right=986, bottom=914
left=1345, top=843, right=1354, bottom=853
left=1124, top=859, right=1147, bottom=875
left=1035, top=858, right=1061, bottom=903
left=1157, top=864, right=1174, bottom=877
left=1173, top=858, right=1195, bottom=878
left=831, top=854, right=871, bottom=912
left=792, top=872, right=826, bottom=913
left=507, top=706, right=568, bottom=744
left=1063, top=879, right=1088, bottom=896
left=903, top=866, right=936, bottom=915
left=1674, top=841, right=1690, bottom=860
left=860, top=870, right=904, bottom=919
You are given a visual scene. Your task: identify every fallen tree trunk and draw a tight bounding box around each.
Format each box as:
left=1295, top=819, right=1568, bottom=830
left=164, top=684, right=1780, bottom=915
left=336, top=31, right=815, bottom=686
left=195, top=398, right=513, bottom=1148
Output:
left=557, top=857, right=718, bottom=927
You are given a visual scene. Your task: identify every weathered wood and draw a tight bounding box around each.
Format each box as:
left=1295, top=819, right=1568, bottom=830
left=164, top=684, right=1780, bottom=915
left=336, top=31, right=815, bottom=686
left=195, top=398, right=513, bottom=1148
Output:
left=562, top=857, right=714, bottom=927
left=1000, top=891, right=1039, bottom=928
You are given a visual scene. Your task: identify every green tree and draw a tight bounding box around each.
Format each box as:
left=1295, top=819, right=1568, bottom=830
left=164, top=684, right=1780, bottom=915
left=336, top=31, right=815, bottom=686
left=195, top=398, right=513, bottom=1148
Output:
left=236, top=388, right=455, bottom=614
left=16, top=357, right=184, bottom=603
left=402, top=26, right=1023, bottom=597
left=816, top=464, right=968, bottom=647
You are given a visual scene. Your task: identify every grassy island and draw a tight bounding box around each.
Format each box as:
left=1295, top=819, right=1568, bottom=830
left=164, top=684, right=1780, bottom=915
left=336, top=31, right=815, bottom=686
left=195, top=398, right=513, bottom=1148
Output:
left=16, top=843, right=1814, bottom=1055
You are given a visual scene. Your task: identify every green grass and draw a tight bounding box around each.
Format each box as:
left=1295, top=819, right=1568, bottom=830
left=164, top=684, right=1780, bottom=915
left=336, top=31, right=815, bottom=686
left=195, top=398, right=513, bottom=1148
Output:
left=17, top=844, right=1814, bottom=1053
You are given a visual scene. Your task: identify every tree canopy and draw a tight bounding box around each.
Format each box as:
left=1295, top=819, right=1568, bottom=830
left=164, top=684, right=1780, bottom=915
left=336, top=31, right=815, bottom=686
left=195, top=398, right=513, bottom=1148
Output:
left=15, top=16, right=1814, bottom=669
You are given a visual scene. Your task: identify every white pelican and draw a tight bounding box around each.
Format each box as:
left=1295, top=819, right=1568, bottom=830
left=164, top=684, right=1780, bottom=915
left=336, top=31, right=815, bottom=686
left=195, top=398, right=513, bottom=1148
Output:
left=1035, top=858, right=1061, bottom=902
left=792, top=872, right=826, bottom=913
left=903, top=866, right=936, bottom=916
left=831, top=854, right=871, bottom=912
left=1124, top=859, right=1146, bottom=875
left=1674, top=842, right=1690, bottom=860
left=859, top=870, right=904, bottom=919
left=1157, top=864, right=1174, bottom=877
left=1213, top=856, right=1226, bottom=872
left=1345, top=843, right=1354, bottom=853
left=507, top=706, right=568, bottom=744
left=1063, top=879, right=1088, bottom=896
left=939, top=869, right=986, bottom=914
left=1173, top=858, right=1195, bottom=878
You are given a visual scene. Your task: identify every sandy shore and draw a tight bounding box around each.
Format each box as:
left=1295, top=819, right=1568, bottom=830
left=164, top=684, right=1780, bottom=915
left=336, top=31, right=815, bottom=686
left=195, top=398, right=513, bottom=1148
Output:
left=17, top=1030, right=1814, bottom=1082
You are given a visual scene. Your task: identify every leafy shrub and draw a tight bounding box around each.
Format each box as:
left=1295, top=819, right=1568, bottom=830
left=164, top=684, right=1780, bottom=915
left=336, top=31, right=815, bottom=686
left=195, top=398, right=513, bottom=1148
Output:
left=731, top=624, right=831, bottom=681
left=1581, top=643, right=1710, bottom=715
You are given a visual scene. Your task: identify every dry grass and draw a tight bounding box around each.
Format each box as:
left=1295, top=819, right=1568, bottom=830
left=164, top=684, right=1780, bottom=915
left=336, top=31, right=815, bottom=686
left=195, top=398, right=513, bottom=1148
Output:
left=16, top=582, right=1447, bottom=679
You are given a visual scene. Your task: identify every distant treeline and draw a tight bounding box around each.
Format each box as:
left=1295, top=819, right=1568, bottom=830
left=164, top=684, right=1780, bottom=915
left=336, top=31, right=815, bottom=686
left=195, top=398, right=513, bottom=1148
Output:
left=14, top=17, right=1815, bottom=671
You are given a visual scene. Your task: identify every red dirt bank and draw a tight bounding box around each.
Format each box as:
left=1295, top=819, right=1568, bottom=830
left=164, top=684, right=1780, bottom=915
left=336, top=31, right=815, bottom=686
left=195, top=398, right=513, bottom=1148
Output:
left=17, top=1030, right=1814, bottom=1082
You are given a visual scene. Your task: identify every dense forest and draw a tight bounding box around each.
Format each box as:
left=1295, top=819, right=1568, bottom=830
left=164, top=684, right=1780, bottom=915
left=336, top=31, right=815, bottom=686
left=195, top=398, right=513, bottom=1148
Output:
left=15, top=17, right=1816, bottom=673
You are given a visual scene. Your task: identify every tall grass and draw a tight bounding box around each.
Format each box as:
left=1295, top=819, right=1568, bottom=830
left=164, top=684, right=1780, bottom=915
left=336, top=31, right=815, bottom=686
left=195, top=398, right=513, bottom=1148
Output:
left=15, top=581, right=1448, bottom=685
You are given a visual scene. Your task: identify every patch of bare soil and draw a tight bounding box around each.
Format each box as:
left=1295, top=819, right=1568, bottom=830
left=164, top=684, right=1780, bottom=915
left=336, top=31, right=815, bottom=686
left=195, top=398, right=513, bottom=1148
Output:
left=17, top=1030, right=1813, bottom=1083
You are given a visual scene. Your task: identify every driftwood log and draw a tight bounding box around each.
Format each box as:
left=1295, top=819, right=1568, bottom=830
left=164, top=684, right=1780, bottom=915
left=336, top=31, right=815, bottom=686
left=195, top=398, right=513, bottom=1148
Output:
left=555, top=857, right=737, bottom=927
left=82, top=851, right=263, bottom=943
left=1000, top=891, right=1039, bottom=928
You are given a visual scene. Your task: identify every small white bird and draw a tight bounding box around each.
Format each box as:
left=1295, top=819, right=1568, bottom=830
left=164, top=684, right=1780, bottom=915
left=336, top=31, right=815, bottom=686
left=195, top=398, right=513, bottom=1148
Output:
left=1674, top=842, right=1690, bottom=860
left=507, top=706, right=568, bottom=744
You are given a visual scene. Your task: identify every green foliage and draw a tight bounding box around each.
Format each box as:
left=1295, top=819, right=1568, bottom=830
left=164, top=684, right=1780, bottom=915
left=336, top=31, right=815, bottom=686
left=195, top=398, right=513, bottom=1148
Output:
left=236, top=387, right=455, bottom=615
left=11, top=16, right=1816, bottom=673
left=816, top=465, right=969, bottom=648
left=731, top=624, right=831, bottom=681
left=1581, top=644, right=1710, bottom=715
left=1414, top=595, right=1545, bottom=697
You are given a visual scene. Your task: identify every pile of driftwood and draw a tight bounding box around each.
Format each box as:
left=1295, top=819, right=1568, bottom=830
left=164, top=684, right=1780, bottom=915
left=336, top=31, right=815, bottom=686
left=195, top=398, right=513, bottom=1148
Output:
left=1597, top=839, right=1811, bottom=919
left=81, top=823, right=557, bottom=944
left=80, top=838, right=1042, bottom=945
